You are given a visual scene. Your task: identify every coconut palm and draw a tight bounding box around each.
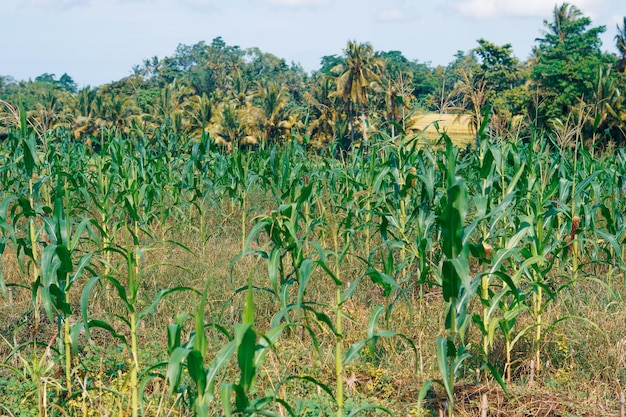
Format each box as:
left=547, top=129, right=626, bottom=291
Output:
left=148, top=79, right=196, bottom=133
left=305, top=75, right=339, bottom=149
left=453, top=68, right=488, bottom=134
left=185, top=92, right=214, bottom=138
left=71, top=86, right=102, bottom=139
left=214, top=103, right=247, bottom=148
left=331, top=41, right=383, bottom=149
left=253, top=80, right=290, bottom=143
left=101, top=94, right=139, bottom=133
left=543, top=2, right=583, bottom=43
left=372, top=69, right=414, bottom=137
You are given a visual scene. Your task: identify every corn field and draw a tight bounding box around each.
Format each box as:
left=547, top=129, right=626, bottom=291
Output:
left=0, top=116, right=625, bottom=417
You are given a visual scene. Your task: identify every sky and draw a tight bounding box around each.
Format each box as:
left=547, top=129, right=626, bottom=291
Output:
left=1, top=0, right=623, bottom=87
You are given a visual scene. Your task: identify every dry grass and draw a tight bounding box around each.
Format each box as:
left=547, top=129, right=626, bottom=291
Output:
left=1, top=181, right=625, bottom=417
left=2, top=206, right=625, bottom=416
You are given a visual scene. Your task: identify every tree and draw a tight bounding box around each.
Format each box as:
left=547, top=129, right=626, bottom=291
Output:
left=71, top=86, right=102, bottom=139
left=59, top=73, right=78, bottom=94
left=0, top=75, right=16, bottom=99
left=432, top=51, right=479, bottom=113
left=544, top=2, right=583, bottom=42
left=453, top=67, right=488, bottom=133
left=474, top=39, right=519, bottom=95
left=472, top=39, right=529, bottom=133
left=373, top=51, right=438, bottom=123
left=305, top=75, right=341, bottom=149
left=252, top=80, right=290, bottom=143
left=331, top=41, right=383, bottom=149
left=371, top=51, right=415, bottom=135
left=530, top=3, right=612, bottom=124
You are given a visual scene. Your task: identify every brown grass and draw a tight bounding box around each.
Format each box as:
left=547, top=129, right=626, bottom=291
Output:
left=1, top=189, right=625, bottom=416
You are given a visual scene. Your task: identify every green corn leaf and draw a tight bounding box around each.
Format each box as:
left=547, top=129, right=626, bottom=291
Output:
left=70, top=253, right=93, bottom=287
left=206, top=340, right=237, bottom=397
left=48, top=284, right=71, bottom=315
left=70, top=218, right=94, bottom=251
left=254, top=324, right=285, bottom=367
left=55, top=244, right=73, bottom=276
left=366, top=269, right=398, bottom=298
left=81, top=276, right=100, bottom=342
left=0, top=239, right=6, bottom=297
left=346, top=404, right=395, bottom=417
left=101, top=274, right=132, bottom=312
left=167, top=346, right=191, bottom=394
left=167, top=323, right=182, bottom=355
left=366, top=304, right=385, bottom=354
left=233, top=381, right=249, bottom=410
left=221, top=382, right=234, bottom=417
left=340, top=276, right=362, bottom=304
left=234, top=323, right=257, bottom=395
left=485, top=361, right=509, bottom=396
left=296, top=259, right=316, bottom=307
left=436, top=336, right=454, bottom=404
left=41, top=244, right=60, bottom=286
left=188, top=349, right=207, bottom=395
left=18, top=100, right=27, bottom=137
left=343, top=339, right=367, bottom=365
left=243, top=275, right=255, bottom=325
left=86, top=319, right=127, bottom=346
left=22, top=136, right=37, bottom=177
left=441, top=259, right=460, bottom=302
left=17, top=197, right=35, bottom=218
left=275, top=375, right=335, bottom=402
left=268, top=246, right=281, bottom=294
left=137, top=287, right=196, bottom=323
left=416, top=379, right=433, bottom=416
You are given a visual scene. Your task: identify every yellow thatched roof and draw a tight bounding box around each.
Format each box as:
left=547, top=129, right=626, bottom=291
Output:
left=408, top=113, right=473, bottom=136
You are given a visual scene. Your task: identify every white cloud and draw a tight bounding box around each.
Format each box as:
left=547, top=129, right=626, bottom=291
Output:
left=179, top=0, right=217, bottom=12
left=19, top=0, right=90, bottom=11
left=377, top=7, right=415, bottom=23
left=451, top=0, right=603, bottom=20
left=268, top=0, right=329, bottom=8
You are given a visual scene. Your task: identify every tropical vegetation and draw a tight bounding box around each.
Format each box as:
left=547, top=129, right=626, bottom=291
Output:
left=0, top=3, right=625, bottom=417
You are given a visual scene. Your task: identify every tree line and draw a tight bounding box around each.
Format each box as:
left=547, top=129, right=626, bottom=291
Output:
left=1, top=3, right=625, bottom=150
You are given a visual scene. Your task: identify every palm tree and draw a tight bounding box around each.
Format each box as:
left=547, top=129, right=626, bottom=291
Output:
left=71, top=86, right=100, bottom=139
left=186, top=92, right=214, bottom=138
left=331, top=41, right=383, bottom=149
left=214, top=104, right=248, bottom=148
left=453, top=68, right=488, bottom=134
left=148, top=79, right=195, bottom=133
left=102, top=95, right=139, bottom=133
left=374, top=69, right=414, bottom=137
left=305, top=76, right=339, bottom=149
left=253, top=80, right=289, bottom=143
left=543, top=2, right=583, bottom=43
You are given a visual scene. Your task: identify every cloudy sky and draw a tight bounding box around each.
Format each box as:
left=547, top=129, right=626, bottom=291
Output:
left=1, top=0, right=623, bottom=87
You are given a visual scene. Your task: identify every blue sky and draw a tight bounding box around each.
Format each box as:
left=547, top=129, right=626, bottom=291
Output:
left=1, top=0, right=623, bottom=87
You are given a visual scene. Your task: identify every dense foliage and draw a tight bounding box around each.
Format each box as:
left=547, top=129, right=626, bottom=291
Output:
left=1, top=4, right=625, bottom=149
left=0, top=3, right=625, bottom=417
left=0, top=99, right=624, bottom=416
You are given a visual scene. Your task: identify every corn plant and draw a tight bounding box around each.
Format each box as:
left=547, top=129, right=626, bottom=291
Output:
left=225, top=150, right=260, bottom=253
left=0, top=334, right=59, bottom=417
left=167, top=276, right=288, bottom=416
left=37, top=181, right=93, bottom=396
left=517, top=131, right=564, bottom=371
left=81, top=154, right=195, bottom=417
